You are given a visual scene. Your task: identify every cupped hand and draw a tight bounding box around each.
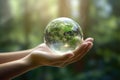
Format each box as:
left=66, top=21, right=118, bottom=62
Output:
left=27, top=38, right=93, bottom=67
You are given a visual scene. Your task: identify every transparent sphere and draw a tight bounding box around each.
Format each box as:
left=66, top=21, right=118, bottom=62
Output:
left=44, top=17, right=83, bottom=54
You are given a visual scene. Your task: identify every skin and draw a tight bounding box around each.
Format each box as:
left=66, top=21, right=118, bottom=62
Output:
left=0, top=38, right=93, bottom=80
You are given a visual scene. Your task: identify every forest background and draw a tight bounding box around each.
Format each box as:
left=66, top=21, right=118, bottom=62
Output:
left=0, top=0, right=120, bottom=80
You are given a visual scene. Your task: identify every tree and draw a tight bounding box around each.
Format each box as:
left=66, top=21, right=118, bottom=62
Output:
left=0, top=0, right=14, bottom=52
left=58, top=0, right=71, bottom=17
left=79, top=0, right=90, bottom=36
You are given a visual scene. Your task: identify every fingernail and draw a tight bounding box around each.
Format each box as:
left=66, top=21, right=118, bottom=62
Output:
left=87, top=42, right=93, bottom=47
left=67, top=53, right=74, bottom=58
left=86, top=38, right=94, bottom=42
left=91, top=38, right=94, bottom=42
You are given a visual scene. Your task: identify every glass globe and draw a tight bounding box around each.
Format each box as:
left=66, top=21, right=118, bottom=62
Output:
left=44, top=17, right=83, bottom=54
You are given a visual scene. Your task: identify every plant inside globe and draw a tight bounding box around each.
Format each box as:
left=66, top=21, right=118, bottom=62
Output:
left=44, top=17, right=83, bottom=54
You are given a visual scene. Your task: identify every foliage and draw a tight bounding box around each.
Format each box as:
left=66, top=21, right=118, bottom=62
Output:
left=0, top=0, right=120, bottom=80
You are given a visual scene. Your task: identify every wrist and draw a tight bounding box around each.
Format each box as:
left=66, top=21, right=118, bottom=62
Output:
left=21, top=54, right=43, bottom=69
left=23, top=49, right=40, bottom=67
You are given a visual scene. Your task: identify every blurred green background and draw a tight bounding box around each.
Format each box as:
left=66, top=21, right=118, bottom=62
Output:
left=0, top=0, right=120, bottom=80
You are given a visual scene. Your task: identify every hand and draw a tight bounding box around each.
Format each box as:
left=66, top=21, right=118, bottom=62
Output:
left=62, top=38, right=93, bottom=67
left=24, top=38, right=93, bottom=67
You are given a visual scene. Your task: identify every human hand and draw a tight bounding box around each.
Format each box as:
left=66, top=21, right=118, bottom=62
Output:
left=24, top=38, right=93, bottom=68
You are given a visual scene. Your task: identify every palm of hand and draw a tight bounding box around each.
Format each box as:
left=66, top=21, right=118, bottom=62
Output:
left=30, top=38, right=93, bottom=67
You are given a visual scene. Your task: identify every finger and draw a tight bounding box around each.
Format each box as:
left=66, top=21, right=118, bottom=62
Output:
left=49, top=61, right=67, bottom=68
left=49, top=52, right=74, bottom=67
left=73, top=41, right=89, bottom=55
left=48, top=52, right=73, bottom=66
left=85, top=37, right=94, bottom=42
left=72, top=42, right=93, bottom=63
left=60, top=42, right=90, bottom=67
left=72, top=37, right=93, bottom=57
left=59, top=52, right=73, bottom=67
left=61, top=38, right=94, bottom=67
left=67, top=42, right=89, bottom=64
left=64, top=42, right=93, bottom=66
left=52, top=52, right=74, bottom=62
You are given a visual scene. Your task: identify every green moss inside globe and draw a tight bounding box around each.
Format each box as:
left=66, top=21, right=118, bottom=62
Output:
left=44, top=17, right=83, bottom=54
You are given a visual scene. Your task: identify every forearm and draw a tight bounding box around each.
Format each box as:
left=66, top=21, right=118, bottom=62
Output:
left=0, top=58, right=38, bottom=80
left=0, top=49, right=32, bottom=64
